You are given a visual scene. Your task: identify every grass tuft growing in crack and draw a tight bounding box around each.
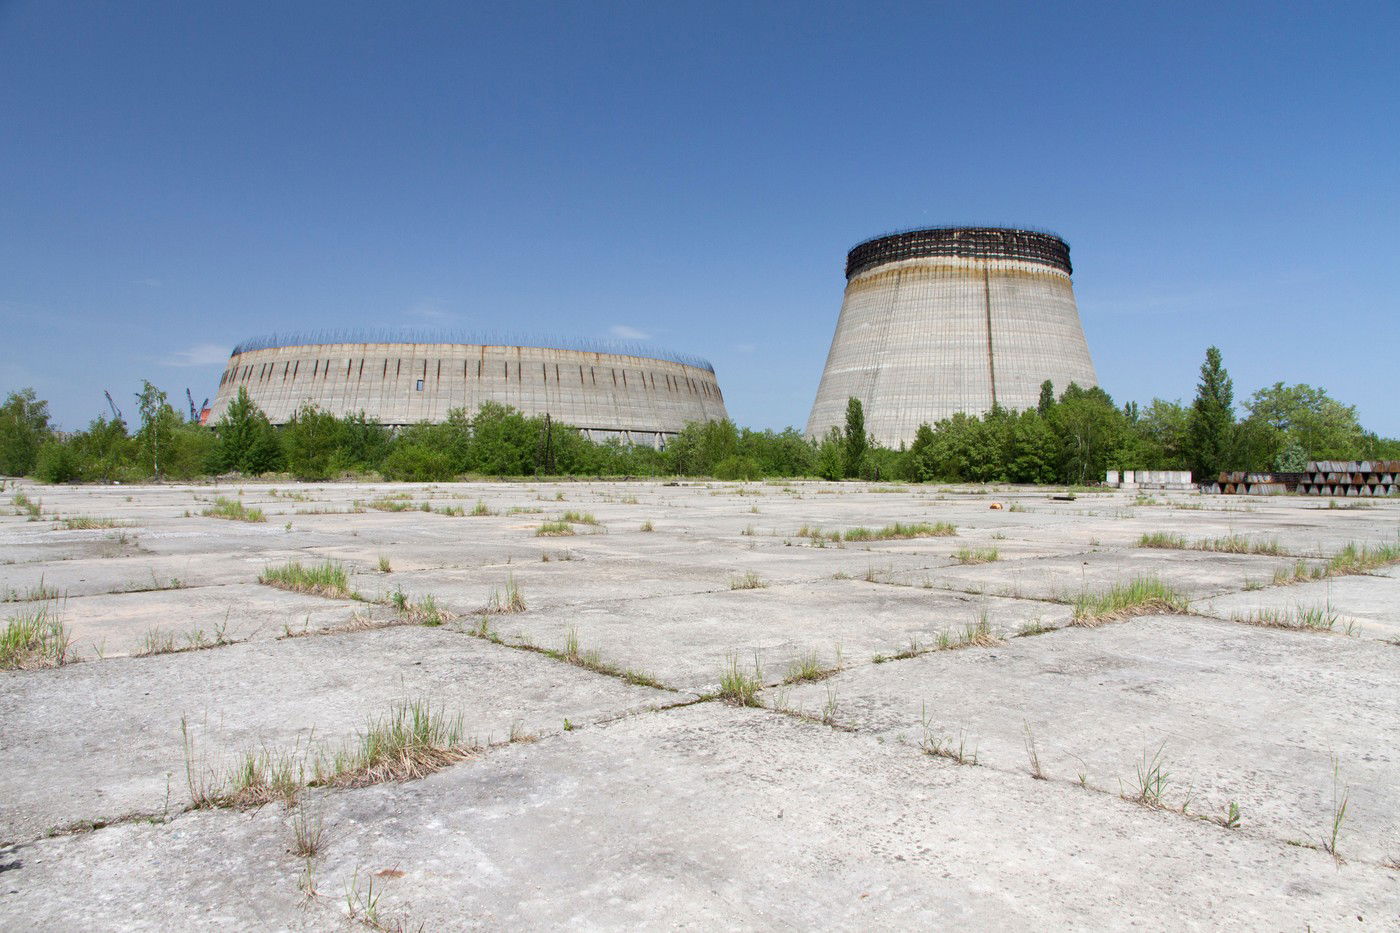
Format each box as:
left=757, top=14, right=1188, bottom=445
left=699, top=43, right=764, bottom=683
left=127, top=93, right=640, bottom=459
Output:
left=260, top=560, right=360, bottom=600
left=1323, top=754, right=1350, bottom=862
left=290, top=799, right=325, bottom=858
left=781, top=648, right=842, bottom=685
left=546, top=626, right=665, bottom=688
left=0, top=602, right=73, bottom=669
left=1232, top=604, right=1338, bottom=632
left=202, top=497, right=265, bottom=523
left=1326, top=539, right=1400, bottom=576
left=1124, top=743, right=1170, bottom=808
left=317, top=698, right=477, bottom=788
left=952, top=547, right=999, bottom=564
left=535, top=521, right=575, bottom=537
left=919, top=704, right=977, bottom=765
left=1, top=578, right=59, bottom=603
left=729, top=571, right=767, bottom=590
left=1071, top=576, right=1188, bottom=625
left=843, top=521, right=955, bottom=542
left=60, top=516, right=127, bottom=530
left=717, top=652, right=763, bottom=706
left=484, top=575, right=526, bottom=613
left=1137, top=532, right=1187, bottom=550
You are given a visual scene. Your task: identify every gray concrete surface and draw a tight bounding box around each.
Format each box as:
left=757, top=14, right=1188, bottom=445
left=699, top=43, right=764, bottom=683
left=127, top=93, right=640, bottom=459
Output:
left=2, top=479, right=1397, bottom=928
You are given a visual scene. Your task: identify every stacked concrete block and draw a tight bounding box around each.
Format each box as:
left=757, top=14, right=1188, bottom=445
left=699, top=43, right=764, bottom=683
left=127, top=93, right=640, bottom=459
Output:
left=1207, top=462, right=1399, bottom=496
left=208, top=337, right=728, bottom=447
left=806, top=227, right=1098, bottom=448
left=1207, top=472, right=1305, bottom=495
left=1105, top=470, right=1193, bottom=491
left=1297, top=461, right=1400, bottom=497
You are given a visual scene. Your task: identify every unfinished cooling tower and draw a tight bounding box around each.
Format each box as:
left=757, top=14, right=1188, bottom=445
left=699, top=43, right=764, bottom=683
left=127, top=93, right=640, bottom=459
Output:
left=805, top=227, right=1097, bottom=448
left=208, top=331, right=727, bottom=448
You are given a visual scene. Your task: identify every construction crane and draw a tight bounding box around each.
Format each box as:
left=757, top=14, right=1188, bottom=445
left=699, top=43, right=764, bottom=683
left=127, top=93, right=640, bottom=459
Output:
left=103, top=390, right=122, bottom=422
left=186, top=389, right=199, bottom=422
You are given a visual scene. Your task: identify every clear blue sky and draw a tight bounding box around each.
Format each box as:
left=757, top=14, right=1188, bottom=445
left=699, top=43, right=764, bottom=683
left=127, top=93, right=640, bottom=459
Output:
left=3, top=1, right=1396, bottom=435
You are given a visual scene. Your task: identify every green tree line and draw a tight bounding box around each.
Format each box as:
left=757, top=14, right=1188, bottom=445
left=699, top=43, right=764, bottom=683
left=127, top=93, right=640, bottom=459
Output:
left=3, top=347, right=1395, bottom=484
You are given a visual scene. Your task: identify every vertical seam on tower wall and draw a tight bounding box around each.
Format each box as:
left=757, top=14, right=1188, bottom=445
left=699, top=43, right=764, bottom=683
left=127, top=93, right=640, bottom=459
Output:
left=983, top=266, right=997, bottom=410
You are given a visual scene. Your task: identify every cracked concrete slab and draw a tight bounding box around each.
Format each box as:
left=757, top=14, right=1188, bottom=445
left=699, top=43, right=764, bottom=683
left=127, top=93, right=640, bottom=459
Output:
left=0, top=626, right=672, bottom=843
left=3, top=704, right=1396, bottom=930
left=472, top=579, right=1072, bottom=693
left=1, top=479, right=1397, bottom=927
left=1194, top=572, right=1400, bottom=642
left=782, top=613, right=1400, bottom=862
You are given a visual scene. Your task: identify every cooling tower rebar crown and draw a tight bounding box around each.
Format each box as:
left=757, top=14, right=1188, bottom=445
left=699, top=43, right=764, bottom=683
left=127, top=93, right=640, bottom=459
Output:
left=845, top=227, right=1072, bottom=280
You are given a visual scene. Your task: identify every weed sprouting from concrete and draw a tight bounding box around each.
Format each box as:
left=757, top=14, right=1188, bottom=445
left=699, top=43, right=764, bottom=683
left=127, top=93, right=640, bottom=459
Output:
left=640, top=520, right=655, bottom=532
left=60, top=516, right=126, bottom=530
left=560, top=510, right=599, bottom=525
left=0, top=602, right=72, bottom=669
left=1323, top=754, right=1350, bottom=862
left=1137, top=532, right=1286, bottom=556
left=1023, top=721, right=1046, bottom=780
left=952, top=547, right=999, bottom=564
left=919, top=705, right=977, bottom=765
left=470, top=500, right=494, bottom=516
left=319, top=698, right=477, bottom=788
left=485, top=575, right=526, bottom=613
left=1, top=577, right=59, bottom=603
left=1137, top=532, right=1187, bottom=550
left=202, top=497, right=265, bottom=523
left=1327, top=539, right=1400, bottom=576
left=843, top=521, right=956, bottom=542
left=729, top=571, right=766, bottom=590
left=1071, top=577, right=1188, bottom=625
left=368, top=496, right=416, bottom=512
left=782, top=650, right=838, bottom=685
left=1273, top=561, right=1327, bottom=586
left=1125, top=744, right=1171, bottom=808
left=947, top=616, right=1002, bottom=649
left=291, top=799, right=325, bottom=858
left=377, top=556, right=392, bottom=573
left=1231, top=604, right=1339, bottom=632
left=535, top=521, right=575, bottom=537
left=544, top=626, right=665, bottom=688
left=1200, top=534, right=1287, bottom=556
left=226, top=746, right=305, bottom=808
left=12, top=493, right=43, bottom=519
left=397, top=593, right=447, bottom=626
left=137, top=627, right=179, bottom=656
left=718, top=652, right=763, bottom=706
left=260, top=561, right=359, bottom=600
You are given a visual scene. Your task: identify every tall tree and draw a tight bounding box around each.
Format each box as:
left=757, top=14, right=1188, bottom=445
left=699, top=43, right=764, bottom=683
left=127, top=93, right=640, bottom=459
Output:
left=134, top=381, right=177, bottom=476
left=907, top=422, right=937, bottom=482
left=1037, top=379, right=1056, bottom=416
left=842, top=397, right=867, bottom=478
left=0, top=388, right=51, bottom=476
left=281, top=404, right=341, bottom=480
left=214, top=387, right=282, bottom=474
left=1242, top=382, right=1364, bottom=459
left=1185, top=346, right=1235, bottom=480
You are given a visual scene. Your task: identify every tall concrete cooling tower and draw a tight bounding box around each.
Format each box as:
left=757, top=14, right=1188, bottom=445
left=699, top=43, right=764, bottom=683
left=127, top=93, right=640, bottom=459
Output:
left=805, top=227, right=1097, bottom=448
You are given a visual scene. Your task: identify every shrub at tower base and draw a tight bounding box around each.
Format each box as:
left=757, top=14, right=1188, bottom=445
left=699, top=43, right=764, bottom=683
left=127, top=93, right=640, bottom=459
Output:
left=6, top=350, right=1397, bottom=483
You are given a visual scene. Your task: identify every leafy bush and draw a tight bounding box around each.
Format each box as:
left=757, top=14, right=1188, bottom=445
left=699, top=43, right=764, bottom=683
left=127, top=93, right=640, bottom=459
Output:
left=381, top=443, right=457, bottom=482
left=713, top=455, right=761, bottom=481
left=33, top=440, right=80, bottom=483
